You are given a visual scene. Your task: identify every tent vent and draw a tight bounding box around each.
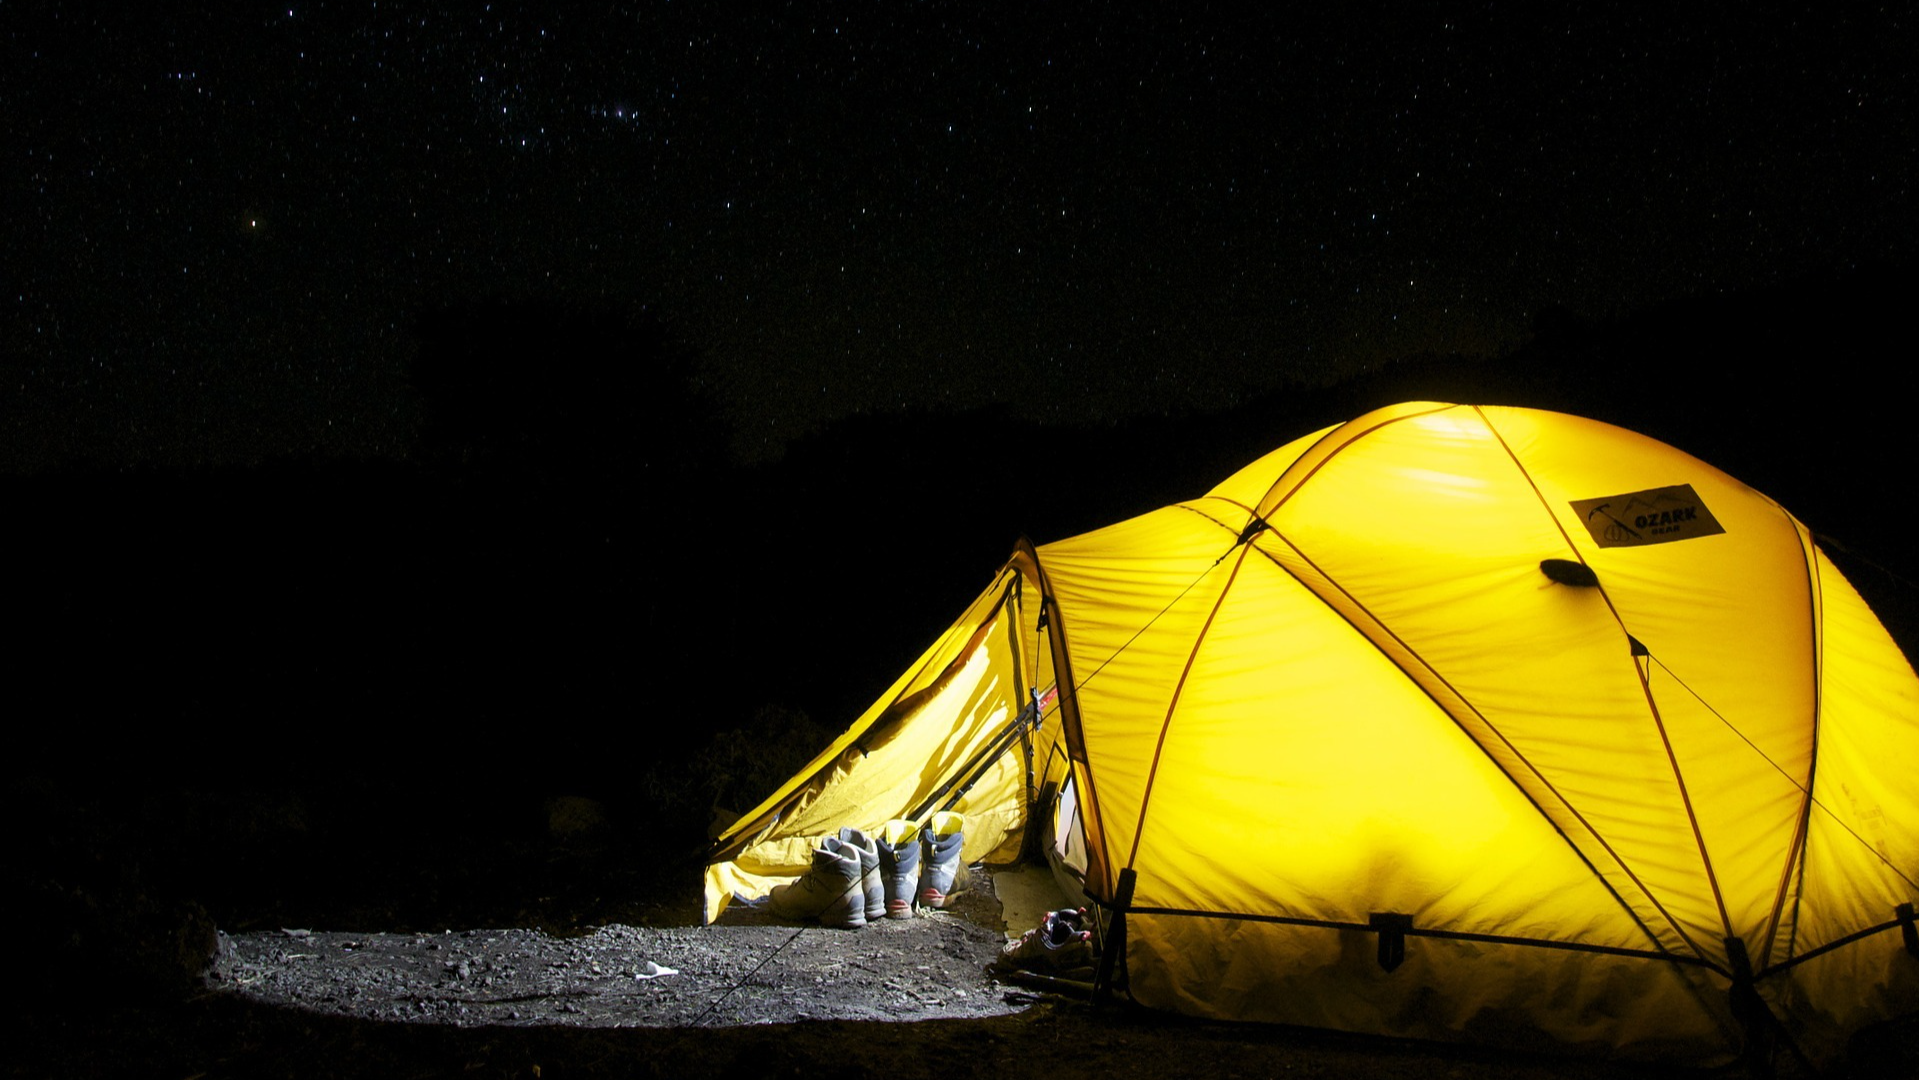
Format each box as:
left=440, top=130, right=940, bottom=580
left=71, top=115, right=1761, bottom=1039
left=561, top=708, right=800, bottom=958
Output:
left=1369, top=912, right=1413, bottom=973
left=1539, top=558, right=1599, bottom=587
left=1899, top=903, right=1918, bottom=959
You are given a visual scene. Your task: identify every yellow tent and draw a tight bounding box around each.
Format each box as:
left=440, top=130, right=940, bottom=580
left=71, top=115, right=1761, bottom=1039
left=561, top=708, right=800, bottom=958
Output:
left=705, top=402, right=1918, bottom=1063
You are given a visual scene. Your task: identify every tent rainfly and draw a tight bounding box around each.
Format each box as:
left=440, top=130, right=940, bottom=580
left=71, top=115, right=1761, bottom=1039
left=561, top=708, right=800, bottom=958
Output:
left=706, top=402, right=1919, bottom=1064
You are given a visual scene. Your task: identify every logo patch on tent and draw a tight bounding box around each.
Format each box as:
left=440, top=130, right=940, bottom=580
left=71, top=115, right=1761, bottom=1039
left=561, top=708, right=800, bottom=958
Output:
left=1570, top=484, right=1725, bottom=548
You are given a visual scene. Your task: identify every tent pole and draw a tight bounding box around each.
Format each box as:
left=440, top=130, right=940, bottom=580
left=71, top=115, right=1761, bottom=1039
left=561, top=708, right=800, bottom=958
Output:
left=906, top=698, right=1039, bottom=823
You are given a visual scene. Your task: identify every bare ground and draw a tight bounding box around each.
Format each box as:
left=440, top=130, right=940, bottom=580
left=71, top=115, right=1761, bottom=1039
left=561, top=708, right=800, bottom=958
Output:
left=206, top=884, right=1022, bottom=1029
left=170, top=870, right=1898, bottom=1080
left=25, top=903, right=1916, bottom=1079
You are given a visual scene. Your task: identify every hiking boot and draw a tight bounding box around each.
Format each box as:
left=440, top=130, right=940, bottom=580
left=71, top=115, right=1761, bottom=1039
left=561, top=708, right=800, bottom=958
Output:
left=876, top=819, right=920, bottom=919
left=769, top=835, right=866, bottom=928
left=918, top=811, right=966, bottom=910
left=993, top=907, right=1095, bottom=978
left=838, top=826, right=885, bottom=923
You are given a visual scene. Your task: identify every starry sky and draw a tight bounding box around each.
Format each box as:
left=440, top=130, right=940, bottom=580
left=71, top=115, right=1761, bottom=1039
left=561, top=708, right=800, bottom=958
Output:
left=7, top=4, right=1912, bottom=471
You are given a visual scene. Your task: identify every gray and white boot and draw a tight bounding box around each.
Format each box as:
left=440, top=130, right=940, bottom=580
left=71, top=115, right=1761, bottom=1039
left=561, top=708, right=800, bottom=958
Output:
left=769, top=835, right=866, bottom=928
left=838, top=826, right=885, bottom=924
left=918, top=811, right=966, bottom=910
left=876, top=819, right=921, bottom=919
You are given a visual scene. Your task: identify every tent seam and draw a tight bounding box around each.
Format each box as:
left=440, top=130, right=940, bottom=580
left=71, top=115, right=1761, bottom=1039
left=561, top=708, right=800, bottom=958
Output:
left=1630, top=652, right=1738, bottom=941
left=1474, top=406, right=1737, bottom=958
left=1123, top=541, right=1253, bottom=871
left=1774, top=520, right=1825, bottom=967
left=1251, top=402, right=1461, bottom=521
left=1018, top=538, right=1116, bottom=902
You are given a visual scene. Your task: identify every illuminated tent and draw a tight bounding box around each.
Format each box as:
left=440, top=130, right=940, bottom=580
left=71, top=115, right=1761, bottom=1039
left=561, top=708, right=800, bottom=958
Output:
left=706, top=402, right=1918, bottom=1063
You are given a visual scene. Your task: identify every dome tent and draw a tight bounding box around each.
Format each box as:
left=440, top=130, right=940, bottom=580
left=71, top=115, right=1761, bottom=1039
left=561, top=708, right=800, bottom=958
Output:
left=705, top=402, right=1918, bottom=1064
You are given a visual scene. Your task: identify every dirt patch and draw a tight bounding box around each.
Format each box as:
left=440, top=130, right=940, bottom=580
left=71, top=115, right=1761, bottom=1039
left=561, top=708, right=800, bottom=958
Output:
left=208, top=883, right=1023, bottom=1028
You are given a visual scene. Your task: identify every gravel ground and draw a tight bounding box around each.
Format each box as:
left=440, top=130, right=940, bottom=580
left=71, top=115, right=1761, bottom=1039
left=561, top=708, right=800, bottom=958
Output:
left=208, top=884, right=1023, bottom=1028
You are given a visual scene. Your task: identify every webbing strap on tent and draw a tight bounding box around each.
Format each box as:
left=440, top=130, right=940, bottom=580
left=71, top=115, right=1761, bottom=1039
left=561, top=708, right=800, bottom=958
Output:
left=1093, top=867, right=1137, bottom=1003
left=1370, top=912, right=1413, bottom=972
left=1230, top=514, right=1269, bottom=552
left=1726, top=935, right=1815, bottom=1075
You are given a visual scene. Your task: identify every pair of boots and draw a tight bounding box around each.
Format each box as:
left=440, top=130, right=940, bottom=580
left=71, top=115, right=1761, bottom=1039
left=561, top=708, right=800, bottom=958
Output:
left=769, top=812, right=964, bottom=929
left=993, top=906, right=1094, bottom=978
left=876, top=811, right=966, bottom=919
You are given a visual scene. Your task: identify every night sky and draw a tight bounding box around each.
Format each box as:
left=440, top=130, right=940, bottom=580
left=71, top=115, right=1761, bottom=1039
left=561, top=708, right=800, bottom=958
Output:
left=9, top=4, right=1911, bottom=472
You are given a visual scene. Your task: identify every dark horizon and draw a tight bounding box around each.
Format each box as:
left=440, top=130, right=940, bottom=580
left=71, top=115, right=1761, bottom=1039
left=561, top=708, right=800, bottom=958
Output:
left=12, top=265, right=1918, bottom=761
